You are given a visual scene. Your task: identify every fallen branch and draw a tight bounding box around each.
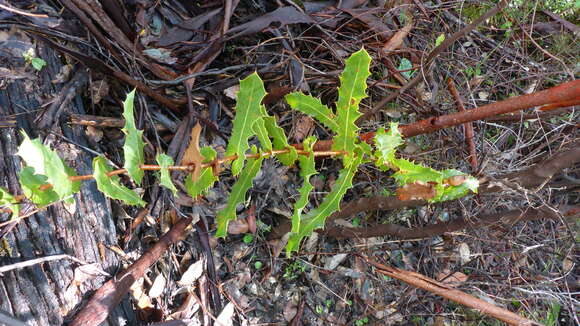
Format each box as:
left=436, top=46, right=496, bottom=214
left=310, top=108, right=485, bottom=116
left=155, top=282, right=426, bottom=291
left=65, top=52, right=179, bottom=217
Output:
left=69, top=216, right=193, bottom=326
left=311, top=79, right=580, bottom=151
left=362, top=256, right=542, bottom=325
left=324, top=205, right=578, bottom=239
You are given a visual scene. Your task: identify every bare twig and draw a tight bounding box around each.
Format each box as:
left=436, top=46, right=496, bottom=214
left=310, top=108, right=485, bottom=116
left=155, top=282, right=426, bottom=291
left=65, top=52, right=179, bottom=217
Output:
left=70, top=216, right=193, bottom=326
left=362, top=256, right=542, bottom=325
left=360, top=0, right=509, bottom=121
left=0, top=254, right=106, bottom=275
left=447, top=78, right=478, bottom=172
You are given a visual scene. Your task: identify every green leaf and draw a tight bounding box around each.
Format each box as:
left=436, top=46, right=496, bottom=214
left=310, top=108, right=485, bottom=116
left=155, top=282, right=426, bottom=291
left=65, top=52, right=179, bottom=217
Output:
left=287, top=155, right=362, bottom=256
left=433, top=170, right=479, bottom=202
left=31, top=57, right=47, bottom=71
left=285, top=93, right=338, bottom=132
left=216, top=153, right=264, bottom=238
left=122, top=89, right=146, bottom=185
left=264, top=116, right=297, bottom=166
left=291, top=137, right=317, bottom=233
left=253, top=117, right=272, bottom=151
left=17, top=131, right=79, bottom=199
left=374, top=122, right=404, bottom=168
left=186, top=167, right=218, bottom=198
left=93, top=156, right=146, bottom=207
left=18, top=166, right=59, bottom=206
left=435, top=34, right=445, bottom=47
left=155, top=154, right=178, bottom=196
left=225, top=72, right=266, bottom=176
left=0, top=187, right=20, bottom=218
left=186, top=146, right=218, bottom=198
left=332, top=48, right=371, bottom=164
left=398, top=57, right=414, bottom=79
left=391, top=158, right=443, bottom=185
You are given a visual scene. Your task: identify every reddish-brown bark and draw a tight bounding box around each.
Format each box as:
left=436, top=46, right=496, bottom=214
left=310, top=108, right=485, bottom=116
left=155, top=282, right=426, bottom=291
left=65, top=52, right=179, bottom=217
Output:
left=309, top=79, right=580, bottom=151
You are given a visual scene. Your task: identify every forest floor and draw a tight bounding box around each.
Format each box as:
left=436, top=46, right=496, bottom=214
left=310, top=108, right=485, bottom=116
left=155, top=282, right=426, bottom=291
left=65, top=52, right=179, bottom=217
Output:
left=0, top=0, right=579, bottom=325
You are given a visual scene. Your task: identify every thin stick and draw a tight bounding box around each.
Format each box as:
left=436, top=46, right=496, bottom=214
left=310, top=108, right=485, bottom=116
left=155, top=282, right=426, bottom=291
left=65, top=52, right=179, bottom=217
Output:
left=447, top=78, right=478, bottom=172
left=0, top=254, right=107, bottom=275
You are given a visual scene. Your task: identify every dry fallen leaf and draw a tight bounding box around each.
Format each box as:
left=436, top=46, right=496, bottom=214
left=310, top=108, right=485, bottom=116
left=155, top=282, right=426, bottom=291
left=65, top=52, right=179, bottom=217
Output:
left=90, top=79, right=109, bottom=104
left=227, top=218, right=250, bottom=235
left=216, top=302, right=235, bottom=326
left=292, top=115, right=314, bottom=143
left=224, top=84, right=240, bottom=100
left=437, top=269, right=469, bottom=287
left=180, top=123, right=204, bottom=182
left=396, top=182, right=437, bottom=201
left=178, top=258, right=205, bottom=286
left=148, top=273, right=166, bottom=299
left=383, top=22, right=413, bottom=52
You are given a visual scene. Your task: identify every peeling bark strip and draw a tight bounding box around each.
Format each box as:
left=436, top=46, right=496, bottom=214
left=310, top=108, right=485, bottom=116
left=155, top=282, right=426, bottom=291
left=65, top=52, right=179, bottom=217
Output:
left=310, top=79, right=580, bottom=151
left=70, top=216, right=193, bottom=326
left=363, top=256, right=541, bottom=325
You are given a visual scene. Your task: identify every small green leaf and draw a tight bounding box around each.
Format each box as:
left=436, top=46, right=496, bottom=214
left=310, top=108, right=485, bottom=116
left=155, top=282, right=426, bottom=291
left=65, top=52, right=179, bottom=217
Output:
left=253, top=117, right=272, bottom=151
left=31, top=58, right=47, bottom=71
left=285, top=93, right=338, bottom=132
left=155, top=154, right=178, bottom=196
left=18, top=166, right=59, bottom=206
left=243, top=234, right=254, bottom=244
left=216, top=152, right=264, bottom=238
left=332, top=48, right=371, bottom=164
left=391, top=158, right=443, bottom=185
left=374, top=122, right=404, bottom=168
left=225, top=72, right=266, bottom=176
left=254, top=261, right=263, bottom=269
left=287, top=155, right=363, bottom=256
left=93, top=156, right=146, bottom=207
left=0, top=187, right=20, bottom=218
left=17, top=131, right=79, bottom=199
left=264, top=116, right=297, bottom=166
left=185, top=167, right=218, bottom=198
left=185, top=146, right=218, bottom=198
left=435, top=34, right=445, bottom=47
left=398, top=57, right=414, bottom=79
left=122, top=89, right=146, bottom=185
left=291, top=137, right=317, bottom=233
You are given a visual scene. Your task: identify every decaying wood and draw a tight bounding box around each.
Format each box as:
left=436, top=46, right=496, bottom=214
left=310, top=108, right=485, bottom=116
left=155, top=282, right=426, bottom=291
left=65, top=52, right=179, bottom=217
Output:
left=0, top=46, right=135, bottom=326
left=70, top=216, right=193, bottom=326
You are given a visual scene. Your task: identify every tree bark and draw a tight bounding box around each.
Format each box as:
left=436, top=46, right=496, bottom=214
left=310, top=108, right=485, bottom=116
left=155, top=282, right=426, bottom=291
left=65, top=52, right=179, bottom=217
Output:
left=0, top=44, right=135, bottom=325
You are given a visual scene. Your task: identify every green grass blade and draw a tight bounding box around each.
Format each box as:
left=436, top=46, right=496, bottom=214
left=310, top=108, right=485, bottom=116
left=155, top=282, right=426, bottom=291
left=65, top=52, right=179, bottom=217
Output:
left=285, top=93, right=338, bottom=132
left=225, top=72, right=266, bottom=175
left=16, top=132, right=78, bottom=199
left=291, top=137, right=317, bottom=233
left=287, top=155, right=362, bottom=256
left=216, top=153, right=264, bottom=238
left=93, top=156, right=146, bottom=207
left=0, top=187, right=20, bottom=218
left=155, top=153, right=178, bottom=196
left=263, top=116, right=297, bottom=166
left=332, top=48, right=371, bottom=164
left=122, top=89, right=146, bottom=185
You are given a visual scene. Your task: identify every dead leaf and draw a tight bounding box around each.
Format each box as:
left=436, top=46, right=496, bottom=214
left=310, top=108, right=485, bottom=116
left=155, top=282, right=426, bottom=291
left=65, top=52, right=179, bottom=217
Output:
left=227, top=218, right=250, bottom=235
left=383, top=22, right=413, bottom=52
left=226, top=7, right=315, bottom=39
left=149, top=273, right=166, bottom=299
left=216, top=302, right=235, bottom=326
left=178, top=258, right=205, bottom=286
left=247, top=205, right=257, bottom=234
left=292, top=115, right=314, bottom=142
left=396, top=182, right=437, bottom=201
left=224, top=84, right=240, bottom=100
left=90, top=79, right=109, bottom=104
left=457, top=242, right=471, bottom=264
left=180, top=123, right=204, bottom=182
left=130, top=277, right=154, bottom=309
left=437, top=269, right=469, bottom=287
left=86, top=125, right=103, bottom=142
